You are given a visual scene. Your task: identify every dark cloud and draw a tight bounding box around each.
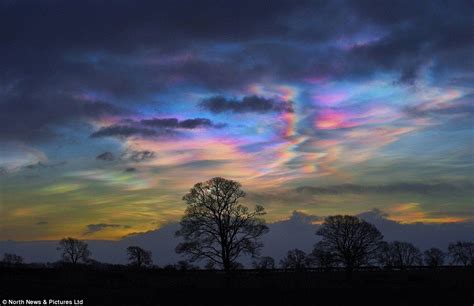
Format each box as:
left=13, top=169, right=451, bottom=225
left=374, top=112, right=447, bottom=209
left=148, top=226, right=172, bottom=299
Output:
left=24, top=161, right=66, bottom=170
left=96, top=152, right=116, bottom=161
left=91, top=117, right=224, bottom=139
left=0, top=0, right=471, bottom=144
left=90, top=125, right=162, bottom=139
left=141, top=117, right=225, bottom=129
left=125, top=150, right=156, bottom=163
left=178, top=118, right=213, bottom=129
left=200, top=95, right=294, bottom=114
left=0, top=86, right=134, bottom=142
left=96, top=150, right=156, bottom=163
left=0, top=0, right=300, bottom=112
left=140, top=118, right=179, bottom=128
left=83, top=102, right=131, bottom=118
left=0, top=0, right=297, bottom=55
left=346, top=1, right=473, bottom=84
left=84, top=223, right=129, bottom=235
left=0, top=90, right=75, bottom=142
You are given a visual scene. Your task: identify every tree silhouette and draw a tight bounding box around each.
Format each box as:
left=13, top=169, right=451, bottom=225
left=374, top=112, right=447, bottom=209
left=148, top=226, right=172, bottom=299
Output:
left=423, top=247, right=445, bottom=267
left=2, top=253, right=23, bottom=265
left=126, top=246, right=153, bottom=268
left=381, top=241, right=422, bottom=268
left=252, top=256, right=276, bottom=270
left=316, top=215, right=383, bottom=273
left=280, top=249, right=307, bottom=269
left=176, top=177, right=268, bottom=271
left=57, top=237, right=91, bottom=264
left=448, top=241, right=474, bottom=266
left=377, top=241, right=394, bottom=267
left=307, top=241, right=336, bottom=268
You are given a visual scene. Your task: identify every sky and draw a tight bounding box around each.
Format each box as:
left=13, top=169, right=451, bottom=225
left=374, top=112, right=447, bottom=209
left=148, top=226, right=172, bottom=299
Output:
left=0, top=0, right=473, bottom=241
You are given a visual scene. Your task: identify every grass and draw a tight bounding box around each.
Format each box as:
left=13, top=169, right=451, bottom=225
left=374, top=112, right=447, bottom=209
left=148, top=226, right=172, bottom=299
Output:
left=0, top=265, right=472, bottom=305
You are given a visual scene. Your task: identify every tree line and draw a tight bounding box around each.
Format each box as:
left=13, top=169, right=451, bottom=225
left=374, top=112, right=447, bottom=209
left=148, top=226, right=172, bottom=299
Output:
left=2, top=177, right=473, bottom=271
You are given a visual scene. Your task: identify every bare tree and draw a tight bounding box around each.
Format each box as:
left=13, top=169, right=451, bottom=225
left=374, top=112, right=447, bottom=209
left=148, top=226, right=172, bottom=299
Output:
left=280, top=249, right=307, bottom=269
left=316, top=215, right=384, bottom=273
left=448, top=241, right=474, bottom=266
left=423, top=248, right=445, bottom=267
left=126, top=246, right=153, bottom=267
left=252, top=256, right=276, bottom=270
left=384, top=241, right=422, bottom=268
left=176, top=177, right=268, bottom=271
left=376, top=241, right=394, bottom=267
left=57, top=237, right=91, bottom=264
left=2, top=253, right=23, bottom=265
left=307, top=241, right=336, bottom=268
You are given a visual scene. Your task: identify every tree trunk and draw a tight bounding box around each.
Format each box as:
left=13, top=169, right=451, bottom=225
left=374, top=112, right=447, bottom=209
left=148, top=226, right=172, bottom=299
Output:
left=222, top=255, right=232, bottom=288
left=223, top=258, right=231, bottom=272
left=345, top=264, right=353, bottom=281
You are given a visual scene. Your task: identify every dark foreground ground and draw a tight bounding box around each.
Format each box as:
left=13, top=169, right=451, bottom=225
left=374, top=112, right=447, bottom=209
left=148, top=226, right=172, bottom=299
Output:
left=0, top=266, right=472, bottom=306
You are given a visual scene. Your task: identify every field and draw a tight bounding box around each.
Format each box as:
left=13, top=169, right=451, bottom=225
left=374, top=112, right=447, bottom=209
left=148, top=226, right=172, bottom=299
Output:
left=0, top=266, right=472, bottom=305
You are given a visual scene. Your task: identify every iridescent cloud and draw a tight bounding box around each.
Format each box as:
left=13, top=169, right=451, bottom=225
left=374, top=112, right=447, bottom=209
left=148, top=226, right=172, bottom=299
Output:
left=0, top=1, right=472, bottom=240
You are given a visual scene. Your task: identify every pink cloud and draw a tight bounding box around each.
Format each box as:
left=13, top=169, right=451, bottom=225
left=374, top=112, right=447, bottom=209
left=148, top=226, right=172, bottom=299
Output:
left=312, top=93, right=347, bottom=106
left=315, top=109, right=360, bottom=130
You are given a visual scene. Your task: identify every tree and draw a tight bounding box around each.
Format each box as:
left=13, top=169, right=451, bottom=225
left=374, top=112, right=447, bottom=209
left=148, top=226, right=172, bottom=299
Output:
left=2, top=253, right=23, bottom=265
left=126, top=246, right=153, bottom=267
left=423, top=248, right=445, bottom=267
left=57, top=237, right=91, bottom=264
left=376, top=241, right=394, bottom=267
left=280, top=249, right=307, bottom=269
left=448, top=241, right=474, bottom=266
left=385, top=241, right=422, bottom=268
left=252, top=256, right=276, bottom=270
left=307, top=241, right=336, bottom=268
left=316, top=215, right=384, bottom=272
left=176, top=177, right=268, bottom=271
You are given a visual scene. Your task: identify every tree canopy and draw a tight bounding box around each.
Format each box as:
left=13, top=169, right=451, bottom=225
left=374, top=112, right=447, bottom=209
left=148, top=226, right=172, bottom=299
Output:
left=57, top=237, right=91, bottom=264
left=280, top=249, right=308, bottom=269
left=316, top=215, right=383, bottom=271
left=448, top=241, right=474, bottom=266
left=176, top=177, right=268, bottom=271
left=126, top=246, right=153, bottom=267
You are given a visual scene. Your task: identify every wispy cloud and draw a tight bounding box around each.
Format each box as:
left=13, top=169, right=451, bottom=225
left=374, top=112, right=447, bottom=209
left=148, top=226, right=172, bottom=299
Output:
left=84, top=223, right=130, bottom=235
